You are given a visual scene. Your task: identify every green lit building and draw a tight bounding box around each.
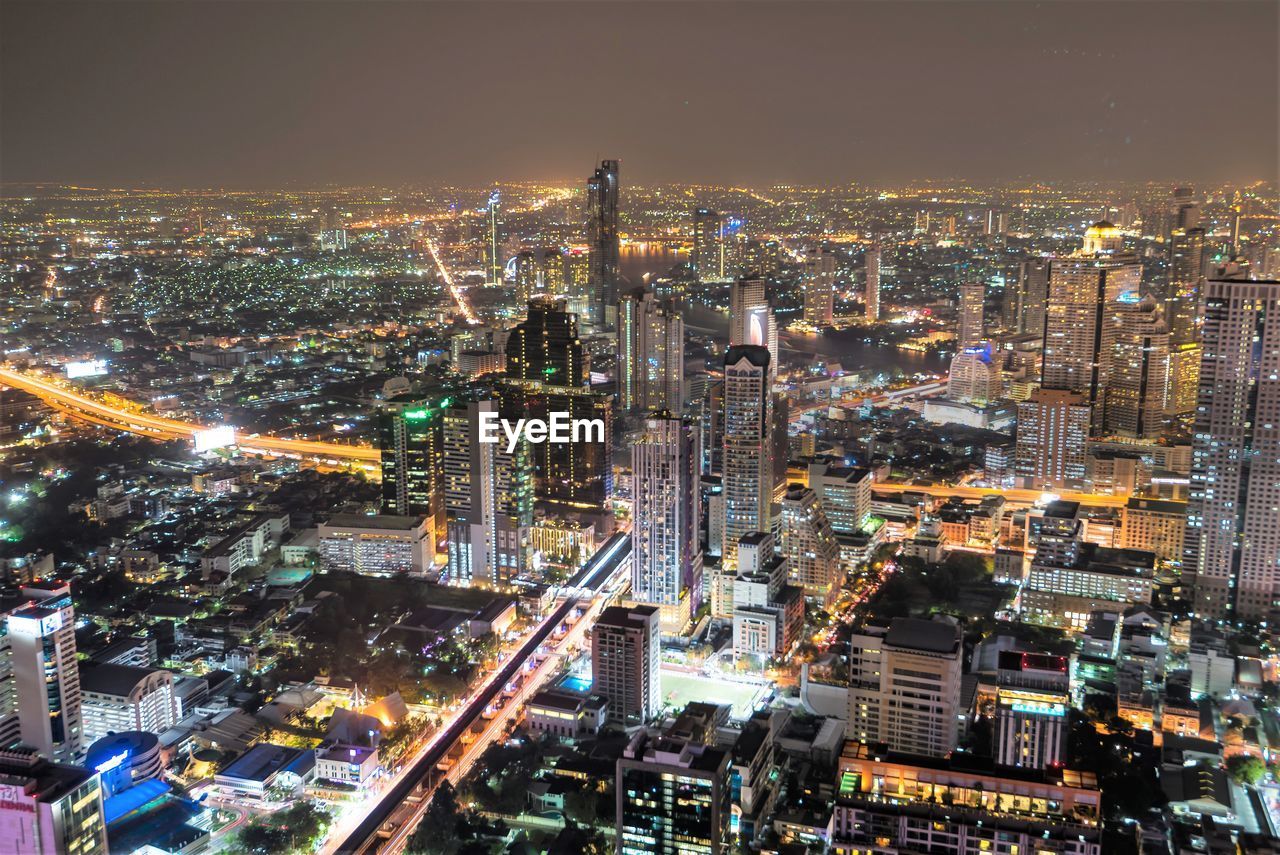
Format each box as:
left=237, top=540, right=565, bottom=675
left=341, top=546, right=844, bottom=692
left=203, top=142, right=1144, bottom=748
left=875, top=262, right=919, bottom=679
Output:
left=379, top=393, right=449, bottom=549
left=616, top=729, right=731, bottom=854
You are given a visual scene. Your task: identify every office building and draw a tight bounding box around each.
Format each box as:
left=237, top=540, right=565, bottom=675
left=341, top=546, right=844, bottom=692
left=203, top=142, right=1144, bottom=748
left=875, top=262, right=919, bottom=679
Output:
left=831, top=741, right=1101, bottom=855
left=6, top=584, right=83, bottom=763
left=1042, top=222, right=1142, bottom=430
left=1101, top=293, right=1169, bottom=439
left=801, top=248, right=836, bottom=328
left=807, top=463, right=872, bottom=536
left=699, top=380, right=724, bottom=478
left=0, top=749, right=107, bottom=855
left=1014, top=388, right=1091, bottom=491
left=379, top=394, right=446, bottom=548
left=692, top=208, right=723, bottom=281
left=492, top=437, right=534, bottom=586
left=77, top=664, right=177, bottom=747
left=540, top=247, right=565, bottom=296
left=994, top=651, right=1069, bottom=770
left=631, top=414, right=702, bottom=631
left=847, top=618, right=963, bottom=757
left=947, top=344, right=1002, bottom=404
left=779, top=485, right=841, bottom=605
left=592, top=605, right=660, bottom=726
left=443, top=398, right=497, bottom=586
left=728, top=277, right=777, bottom=385
left=721, top=346, right=772, bottom=569
left=617, top=727, right=731, bottom=855
left=317, top=514, right=431, bottom=576
left=617, top=289, right=684, bottom=414
left=731, top=532, right=804, bottom=658
left=586, top=159, right=620, bottom=328
left=1166, top=226, right=1205, bottom=348
left=1008, top=257, right=1050, bottom=338
left=864, top=244, right=880, bottom=321
left=1186, top=278, right=1280, bottom=620
left=505, top=297, right=588, bottom=388
left=1120, top=497, right=1186, bottom=565
left=514, top=249, right=539, bottom=305
left=957, top=282, right=985, bottom=347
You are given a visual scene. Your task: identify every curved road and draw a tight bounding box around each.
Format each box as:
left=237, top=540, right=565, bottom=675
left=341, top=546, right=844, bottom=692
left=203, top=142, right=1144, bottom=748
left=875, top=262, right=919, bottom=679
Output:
left=1, top=366, right=380, bottom=468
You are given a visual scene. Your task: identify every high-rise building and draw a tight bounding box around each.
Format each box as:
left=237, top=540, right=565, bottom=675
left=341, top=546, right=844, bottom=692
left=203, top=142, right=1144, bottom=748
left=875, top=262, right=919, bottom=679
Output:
left=505, top=297, right=587, bottom=387
left=78, top=664, right=176, bottom=747
left=780, top=485, right=841, bottom=605
left=948, top=344, right=1002, bottom=404
left=0, top=749, right=108, bottom=855
left=1014, top=388, right=1091, bottom=491
left=586, top=159, right=620, bottom=328
left=616, top=727, right=731, bottom=855
left=847, top=618, right=963, bottom=757
left=1185, top=278, right=1280, bottom=621
left=617, top=290, right=684, bottom=414
left=864, top=244, right=881, bottom=322
left=699, top=380, right=724, bottom=478
left=443, top=398, right=497, bottom=586
left=801, top=248, right=836, bottom=328
left=492, top=435, right=534, bottom=586
left=692, top=208, right=723, bottom=281
left=631, top=414, right=702, bottom=631
left=485, top=189, right=503, bottom=286
left=592, top=605, right=660, bottom=725
left=957, top=282, right=985, bottom=348
left=720, top=346, right=772, bottom=569
left=1042, top=222, right=1142, bottom=431
left=1101, top=294, right=1169, bottom=439
left=994, top=651, right=1070, bottom=770
left=514, top=249, right=539, bottom=306
left=728, top=278, right=777, bottom=386
left=1008, top=257, right=1050, bottom=338
left=379, top=394, right=447, bottom=548
left=5, top=584, right=83, bottom=763
left=1166, top=227, right=1206, bottom=416
left=807, top=463, right=872, bottom=536
left=540, top=247, right=566, bottom=297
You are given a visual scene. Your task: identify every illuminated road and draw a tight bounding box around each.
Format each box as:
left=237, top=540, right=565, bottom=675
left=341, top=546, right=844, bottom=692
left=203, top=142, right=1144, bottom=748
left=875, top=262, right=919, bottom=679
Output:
left=328, top=533, right=632, bottom=854
left=870, top=482, right=1129, bottom=508
left=0, top=367, right=380, bottom=470
left=422, top=231, right=478, bottom=325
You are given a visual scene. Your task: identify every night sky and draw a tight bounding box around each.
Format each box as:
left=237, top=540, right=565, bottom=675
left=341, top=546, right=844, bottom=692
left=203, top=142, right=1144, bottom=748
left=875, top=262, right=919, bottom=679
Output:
left=2, top=1, right=1276, bottom=188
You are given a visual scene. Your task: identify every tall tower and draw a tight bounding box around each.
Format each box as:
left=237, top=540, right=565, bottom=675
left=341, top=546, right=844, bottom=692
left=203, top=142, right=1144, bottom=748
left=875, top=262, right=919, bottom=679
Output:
left=1042, top=222, right=1142, bottom=432
left=6, top=584, right=83, bottom=763
left=618, top=289, right=685, bottom=414
left=1102, top=294, right=1169, bottom=439
left=721, top=346, right=772, bottom=569
left=957, top=282, right=986, bottom=348
left=486, top=189, right=503, bottom=286
left=443, top=398, right=497, bottom=586
left=728, top=278, right=777, bottom=386
left=1185, top=278, right=1280, bottom=621
left=586, top=159, right=620, bottom=329
left=801, top=248, right=836, bottom=328
left=692, top=208, right=723, bottom=282
left=379, top=395, right=447, bottom=547
left=631, top=414, right=702, bottom=631
left=1166, top=227, right=1206, bottom=415
left=864, top=244, right=881, bottom=322
left=504, top=297, right=587, bottom=387
left=1010, top=257, right=1050, bottom=339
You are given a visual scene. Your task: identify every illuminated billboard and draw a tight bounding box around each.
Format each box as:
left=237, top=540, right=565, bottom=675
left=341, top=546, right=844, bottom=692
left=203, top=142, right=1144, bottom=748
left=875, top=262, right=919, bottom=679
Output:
left=193, top=426, right=236, bottom=452
left=65, top=359, right=108, bottom=379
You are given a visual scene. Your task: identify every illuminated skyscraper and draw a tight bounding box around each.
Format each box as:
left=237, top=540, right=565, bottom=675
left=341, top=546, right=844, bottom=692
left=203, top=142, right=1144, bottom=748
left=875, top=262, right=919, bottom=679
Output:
left=801, top=248, right=836, bottom=328
left=957, top=282, right=985, bottom=348
left=1014, top=388, right=1091, bottom=491
left=617, top=289, right=685, bottom=413
left=780, top=485, right=841, bottom=606
left=5, top=584, right=83, bottom=763
left=586, top=159, right=620, bottom=328
left=721, top=346, right=772, bottom=569
left=631, top=414, right=702, bottom=631
left=505, top=297, right=587, bottom=387
left=1042, top=222, right=1141, bottom=431
left=728, top=277, right=777, bottom=386
left=540, top=247, right=566, bottom=296
left=1185, top=277, right=1280, bottom=621
left=699, top=380, right=724, bottom=478
left=1101, top=294, right=1169, bottom=439
left=994, top=651, right=1069, bottom=770
left=1166, top=227, right=1206, bottom=415
left=948, top=345, right=1002, bottom=404
left=593, top=605, right=660, bottom=725
left=864, top=244, right=881, bottom=321
left=485, top=189, right=503, bottom=286
left=380, top=394, right=447, bottom=547
left=492, top=434, right=534, bottom=586
left=514, top=250, right=539, bottom=306
left=1008, top=258, right=1050, bottom=339
left=443, top=398, right=497, bottom=586
left=692, top=208, right=723, bottom=281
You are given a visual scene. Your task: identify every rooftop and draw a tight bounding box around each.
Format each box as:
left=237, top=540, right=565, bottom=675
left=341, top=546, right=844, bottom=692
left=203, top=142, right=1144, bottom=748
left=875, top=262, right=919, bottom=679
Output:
left=884, top=617, right=961, bottom=655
